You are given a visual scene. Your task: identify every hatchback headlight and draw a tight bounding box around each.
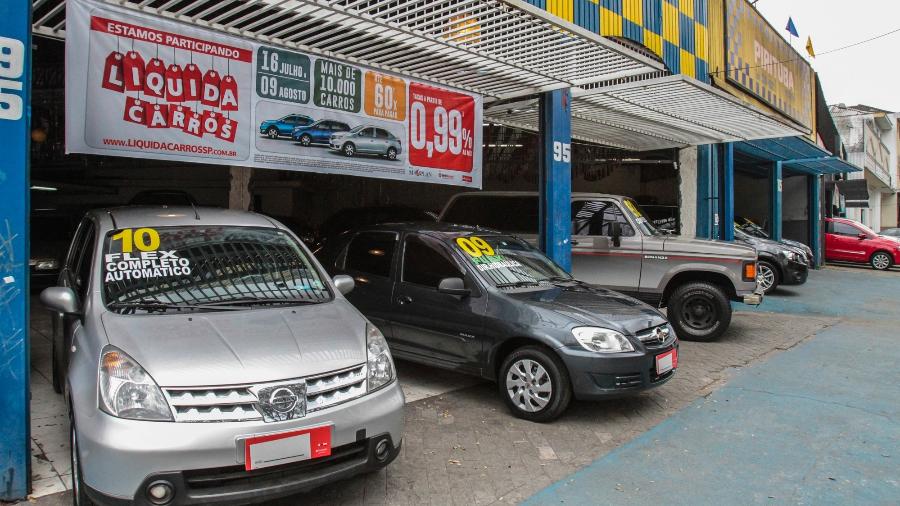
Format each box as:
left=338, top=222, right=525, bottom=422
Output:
left=366, top=324, right=395, bottom=392
left=99, top=347, right=172, bottom=421
left=782, top=250, right=801, bottom=262
left=572, top=327, right=634, bottom=353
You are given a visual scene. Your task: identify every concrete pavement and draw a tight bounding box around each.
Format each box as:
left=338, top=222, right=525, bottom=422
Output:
left=525, top=266, right=900, bottom=505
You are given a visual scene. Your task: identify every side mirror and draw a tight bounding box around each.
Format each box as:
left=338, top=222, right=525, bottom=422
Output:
left=332, top=275, right=355, bottom=295
left=437, top=277, right=471, bottom=297
left=40, top=287, right=79, bottom=315
left=609, top=222, right=623, bottom=247
left=858, top=233, right=868, bottom=240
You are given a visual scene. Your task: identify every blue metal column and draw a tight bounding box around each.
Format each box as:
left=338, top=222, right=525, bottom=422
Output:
left=0, top=0, right=32, bottom=500
left=809, top=174, right=822, bottom=267
left=722, top=142, right=735, bottom=241
left=538, top=89, right=572, bottom=271
left=770, top=161, right=783, bottom=241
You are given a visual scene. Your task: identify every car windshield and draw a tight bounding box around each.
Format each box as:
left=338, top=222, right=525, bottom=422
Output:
left=102, top=226, right=331, bottom=314
left=736, top=218, right=769, bottom=238
left=449, top=234, right=570, bottom=288
left=854, top=221, right=878, bottom=236
left=621, top=198, right=663, bottom=236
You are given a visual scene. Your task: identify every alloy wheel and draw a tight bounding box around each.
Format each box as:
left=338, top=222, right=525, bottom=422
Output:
left=343, top=144, right=355, bottom=156
left=300, top=135, right=311, bottom=146
left=758, top=264, right=776, bottom=291
left=505, top=359, right=552, bottom=412
left=873, top=253, right=891, bottom=270
left=267, top=128, right=278, bottom=139
left=386, top=148, right=397, bottom=160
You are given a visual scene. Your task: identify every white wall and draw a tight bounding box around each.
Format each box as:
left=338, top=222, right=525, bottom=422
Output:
left=678, top=147, right=697, bottom=238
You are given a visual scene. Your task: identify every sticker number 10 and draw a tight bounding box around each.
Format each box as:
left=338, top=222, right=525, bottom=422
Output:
left=0, top=36, right=25, bottom=121
left=112, top=228, right=160, bottom=253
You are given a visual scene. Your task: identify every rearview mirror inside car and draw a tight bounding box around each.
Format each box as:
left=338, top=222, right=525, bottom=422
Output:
left=333, top=274, right=355, bottom=295
left=40, top=287, right=80, bottom=315
left=437, top=277, right=471, bottom=297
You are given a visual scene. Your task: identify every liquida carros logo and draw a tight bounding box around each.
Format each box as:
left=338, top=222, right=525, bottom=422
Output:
left=91, top=16, right=250, bottom=143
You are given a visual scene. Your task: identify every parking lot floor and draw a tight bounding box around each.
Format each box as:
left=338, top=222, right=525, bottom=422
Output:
left=525, top=265, right=900, bottom=505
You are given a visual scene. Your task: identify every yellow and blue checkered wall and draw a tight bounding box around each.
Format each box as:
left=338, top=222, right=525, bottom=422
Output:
left=524, top=0, right=710, bottom=83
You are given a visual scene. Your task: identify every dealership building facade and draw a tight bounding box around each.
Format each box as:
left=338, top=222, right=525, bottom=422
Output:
left=1, top=0, right=861, bottom=499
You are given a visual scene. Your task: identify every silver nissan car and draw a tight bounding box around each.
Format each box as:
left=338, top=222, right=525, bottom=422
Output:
left=40, top=206, right=404, bottom=506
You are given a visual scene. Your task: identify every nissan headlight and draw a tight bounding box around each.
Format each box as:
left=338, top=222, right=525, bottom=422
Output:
left=366, top=324, right=395, bottom=392
left=572, top=327, right=634, bottom=353
left=99, top=347, right=172, bottom=421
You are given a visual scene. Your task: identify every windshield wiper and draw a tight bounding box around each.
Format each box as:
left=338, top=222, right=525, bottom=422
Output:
left=495, top=280, right=543, bottom=289
left=198, top=295, right=324, bottom=306
left=108, top=300, right=242, bottom=312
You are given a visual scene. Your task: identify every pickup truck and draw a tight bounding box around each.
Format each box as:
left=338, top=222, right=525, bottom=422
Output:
left=439, top=192, right=763, bottom=341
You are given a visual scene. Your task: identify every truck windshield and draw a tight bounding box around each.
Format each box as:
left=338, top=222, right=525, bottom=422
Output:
left=622, top=199, right=664, bottom=236
left=102, top=226, right=331, bottom=313
left=450, top=235, right=570, bottom=288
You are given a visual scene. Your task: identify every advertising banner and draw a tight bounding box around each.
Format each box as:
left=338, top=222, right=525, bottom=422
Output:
left=66, top=0, right=483, bottom=188
left=724, top=0, right=813, bottom=132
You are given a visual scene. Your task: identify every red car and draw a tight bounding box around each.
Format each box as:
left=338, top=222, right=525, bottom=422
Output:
left=825, top=218, right=900, bottom=270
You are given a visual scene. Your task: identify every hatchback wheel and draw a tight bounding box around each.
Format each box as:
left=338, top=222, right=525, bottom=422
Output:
left=71, top=421, right=94, bottom=506
left=757, top=260, right=780, bottom=294
left=668, top=281, right=731, bottom=342
left=266, top=127, right=279, bottom=139
left=871, top=251, right=892, bottom=271
left=299, top=134, right=312, bottom=146
left=342, top=142, right=356, bottom=157
left=499, top=346, right=571, bottom=422
left=386, top=147, right=398, bottom=160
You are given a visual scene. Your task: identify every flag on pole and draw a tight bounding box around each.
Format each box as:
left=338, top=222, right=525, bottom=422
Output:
left=785, top=17, right=799, bottom=37
left=806, top=36, right=816, bottom=58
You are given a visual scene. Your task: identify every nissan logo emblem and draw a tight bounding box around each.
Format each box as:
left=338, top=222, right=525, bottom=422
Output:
left=269, top=387, right=299, bottom=414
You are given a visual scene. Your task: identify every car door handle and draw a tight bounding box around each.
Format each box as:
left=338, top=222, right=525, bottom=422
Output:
left=397, top=295, right=413, bottom=305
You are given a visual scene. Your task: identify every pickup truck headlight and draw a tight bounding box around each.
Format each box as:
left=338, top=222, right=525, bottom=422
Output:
left=99, top=347, right=172, bottom=421
left=366, top=324, right=395, bottom=392
left=572, top=327, right=634, bottom=353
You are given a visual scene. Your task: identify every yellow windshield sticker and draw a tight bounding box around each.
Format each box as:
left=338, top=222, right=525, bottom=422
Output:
left=455, top=236, right=495, bottom=257
left=624, top=200, right=643, bottom=218
left=111, top=228, right=161, bottom=253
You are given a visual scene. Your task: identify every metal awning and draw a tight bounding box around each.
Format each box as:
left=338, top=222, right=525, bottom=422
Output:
left=735, top=137, right=863, bottom=175
left=32, top=0, right=663, bottom=100
left=486, top=75, right=805, bottom=151
left=836, top=179, right=870, bottom=208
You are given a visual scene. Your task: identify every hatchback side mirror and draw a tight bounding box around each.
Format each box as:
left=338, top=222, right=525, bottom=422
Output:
left=40, top=287, right=80, bottom=315
left=332, top=275, right=355, bottom=295
left=609, top=222, right=623, bottom=247
left=857, top=233, right=867, bottom=240
left=437, top=277, right=471, bottom=297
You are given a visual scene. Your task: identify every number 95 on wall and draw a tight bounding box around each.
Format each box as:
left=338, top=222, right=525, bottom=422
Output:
left=408, top=83, right=475, bottom=172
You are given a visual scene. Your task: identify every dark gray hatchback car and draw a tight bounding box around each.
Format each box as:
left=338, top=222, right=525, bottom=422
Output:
left=318, top=223, right=678, bottom=422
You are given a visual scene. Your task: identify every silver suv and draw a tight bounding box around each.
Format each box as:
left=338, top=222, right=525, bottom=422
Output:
left=41, top=206, right=404, bottom=505
left=440, top=192, right=763, bottom=342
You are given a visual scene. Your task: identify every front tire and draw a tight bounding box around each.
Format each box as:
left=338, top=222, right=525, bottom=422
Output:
left=386, top=147, right=398, bottom=160
left=757, top=260, right=780, bottom=294
left=342, top=142, right=356, bottom=157
left=71, top=421, right=94, bottom=506
left=668, top=282, right=732, bottom=342
left=299, top=134, right=312, bottom=146
left=499, top=346, right=571, bottom=423
left=871, top=251, right=892, bottom=270
left=266, top=127, right=279, bottom=139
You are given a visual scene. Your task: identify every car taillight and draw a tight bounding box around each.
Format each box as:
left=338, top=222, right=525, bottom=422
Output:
left=743, top=261, right=757, bottom=282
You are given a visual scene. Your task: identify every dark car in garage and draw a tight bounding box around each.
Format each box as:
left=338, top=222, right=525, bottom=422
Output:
left=734, top=228, right=808, bottom=294
left=317, top=223, right=678, bottom=422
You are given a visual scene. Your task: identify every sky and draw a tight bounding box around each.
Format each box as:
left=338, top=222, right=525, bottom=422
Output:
left=754, top=0, right=900, bottom=112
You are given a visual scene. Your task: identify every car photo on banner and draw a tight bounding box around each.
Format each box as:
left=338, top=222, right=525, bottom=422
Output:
left=254, top=101, right=408, bottom=164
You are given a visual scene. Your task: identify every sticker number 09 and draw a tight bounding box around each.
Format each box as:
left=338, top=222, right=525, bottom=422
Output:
left=456, top=237, right=495, bottom=257
left=112, top=228, right=160, bottom=253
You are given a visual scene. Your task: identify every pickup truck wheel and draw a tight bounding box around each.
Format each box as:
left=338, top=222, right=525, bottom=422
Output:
left=499, top=346, right=571, bottom=423
left=668, top=282, right=731, bottom=342
left=757, top=260, right=780, bottom=294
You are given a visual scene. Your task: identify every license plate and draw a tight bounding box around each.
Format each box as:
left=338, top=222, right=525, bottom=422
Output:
left=244, top=425, right=332, bottom=471
left=655, top=349, right=677, bottom=375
